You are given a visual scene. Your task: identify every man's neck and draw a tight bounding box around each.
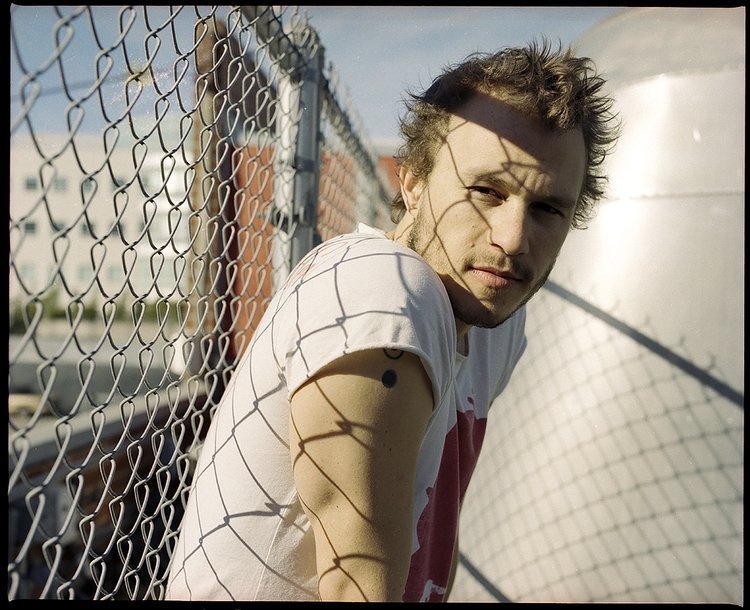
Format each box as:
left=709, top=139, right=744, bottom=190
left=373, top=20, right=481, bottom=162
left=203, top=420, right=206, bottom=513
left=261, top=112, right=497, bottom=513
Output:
left=388, top=220, right=471, bottom=352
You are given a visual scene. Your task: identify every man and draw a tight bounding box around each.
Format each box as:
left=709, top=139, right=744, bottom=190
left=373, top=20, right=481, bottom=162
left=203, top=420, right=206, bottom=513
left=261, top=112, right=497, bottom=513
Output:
left=166, top=40, right=618, bottom=602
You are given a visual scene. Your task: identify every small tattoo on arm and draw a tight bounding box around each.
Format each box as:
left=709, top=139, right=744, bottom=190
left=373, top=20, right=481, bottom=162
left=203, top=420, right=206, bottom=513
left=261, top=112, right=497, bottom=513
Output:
left=382, top=350, right=403, bottom=387
left=381, top=369, right=398, bottom=388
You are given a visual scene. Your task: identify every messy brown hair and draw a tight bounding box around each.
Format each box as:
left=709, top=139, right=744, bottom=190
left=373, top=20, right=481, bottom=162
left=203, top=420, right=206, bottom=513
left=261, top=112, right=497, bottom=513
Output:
left=391, top=39, right=619, bottom=229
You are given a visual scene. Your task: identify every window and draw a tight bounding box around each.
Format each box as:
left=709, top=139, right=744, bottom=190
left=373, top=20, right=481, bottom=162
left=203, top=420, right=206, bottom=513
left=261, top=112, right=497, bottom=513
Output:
left=24, top=176, right=38, bottom=190
left=52, top=177, right=67, bottom=192
left=23, top=221, right=37, bottom=234
left=19, top=264, right=36, bottom=283
left=107, top=266, right=124, bottom=281
left=78, top=265, right=91, bottom=281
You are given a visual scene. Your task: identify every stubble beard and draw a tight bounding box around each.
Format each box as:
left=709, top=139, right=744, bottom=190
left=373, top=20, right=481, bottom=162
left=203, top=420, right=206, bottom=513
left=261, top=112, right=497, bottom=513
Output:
left=406, top=213, right=555, bottom=329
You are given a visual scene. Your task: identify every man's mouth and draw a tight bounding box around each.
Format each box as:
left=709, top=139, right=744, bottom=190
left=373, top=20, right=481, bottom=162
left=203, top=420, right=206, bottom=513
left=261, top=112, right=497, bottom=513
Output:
left=469, top=266, right=524, bottom=288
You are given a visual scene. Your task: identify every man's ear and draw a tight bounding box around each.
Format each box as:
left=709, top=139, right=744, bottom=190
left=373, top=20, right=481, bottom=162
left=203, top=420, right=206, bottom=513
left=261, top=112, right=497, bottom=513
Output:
left=399, top=166, right=424, bottom=217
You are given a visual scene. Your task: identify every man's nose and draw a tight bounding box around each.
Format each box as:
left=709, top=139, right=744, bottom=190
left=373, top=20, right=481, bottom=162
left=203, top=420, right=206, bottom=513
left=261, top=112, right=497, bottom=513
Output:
left=488, top=198, right=530, bottom=256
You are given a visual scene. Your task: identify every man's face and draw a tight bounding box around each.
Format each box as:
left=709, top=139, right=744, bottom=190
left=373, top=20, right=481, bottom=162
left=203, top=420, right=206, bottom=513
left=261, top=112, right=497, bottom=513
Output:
left=399, top=94, right=586, bottom=333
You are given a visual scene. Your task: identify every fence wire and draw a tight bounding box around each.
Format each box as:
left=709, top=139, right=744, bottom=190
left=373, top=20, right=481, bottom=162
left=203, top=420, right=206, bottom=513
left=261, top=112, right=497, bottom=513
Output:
left=456, top=281, right=743, bottom=603
left=9, top=5, right=389, bottom=600
left=7, top=4, right=743, bottom=604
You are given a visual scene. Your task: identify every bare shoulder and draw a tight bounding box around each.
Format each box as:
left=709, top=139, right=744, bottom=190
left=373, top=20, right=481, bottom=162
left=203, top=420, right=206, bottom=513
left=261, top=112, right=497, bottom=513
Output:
left=290, top=348, right=434, bottom=441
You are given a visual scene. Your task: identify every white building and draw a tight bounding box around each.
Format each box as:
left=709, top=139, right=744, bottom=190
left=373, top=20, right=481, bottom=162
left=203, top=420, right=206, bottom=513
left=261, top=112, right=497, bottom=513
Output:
left=10, top=114, right=194, bottom=312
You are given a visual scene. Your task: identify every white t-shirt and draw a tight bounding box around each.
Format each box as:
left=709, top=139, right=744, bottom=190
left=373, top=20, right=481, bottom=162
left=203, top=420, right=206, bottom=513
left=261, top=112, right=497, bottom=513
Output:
left=166, top=224, right=527, bottom=602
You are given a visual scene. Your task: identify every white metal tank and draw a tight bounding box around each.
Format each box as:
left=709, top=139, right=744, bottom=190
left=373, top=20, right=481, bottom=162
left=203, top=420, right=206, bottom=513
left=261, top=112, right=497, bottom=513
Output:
left=561, top=6, right=744, bottom=383
left=454, top=7, right=744, bottom=604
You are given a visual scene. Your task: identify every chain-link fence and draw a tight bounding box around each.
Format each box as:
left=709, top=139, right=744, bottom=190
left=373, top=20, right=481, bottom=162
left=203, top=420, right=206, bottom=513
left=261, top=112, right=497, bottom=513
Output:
left=455, top=276, right=743, bottom=603
left=8, top=4, right=744, bottom=604
left=9, top=5, right=391, bottom=600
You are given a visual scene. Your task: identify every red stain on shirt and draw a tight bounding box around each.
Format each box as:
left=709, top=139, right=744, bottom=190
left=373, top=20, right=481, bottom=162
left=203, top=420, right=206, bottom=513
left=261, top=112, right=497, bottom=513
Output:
left=402, top=409, right=487, bottom=602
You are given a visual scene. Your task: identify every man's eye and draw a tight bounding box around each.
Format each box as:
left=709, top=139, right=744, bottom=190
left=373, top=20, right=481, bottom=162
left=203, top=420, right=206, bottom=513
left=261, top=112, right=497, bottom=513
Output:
left=534, top=202, right=564, bottom=217
left=468, top=186, right=502, bottom=201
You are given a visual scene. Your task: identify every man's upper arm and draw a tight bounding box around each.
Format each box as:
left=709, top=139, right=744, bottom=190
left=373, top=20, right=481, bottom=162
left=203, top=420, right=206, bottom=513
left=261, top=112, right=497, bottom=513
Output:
left=289, top=348, right=434, bottom=601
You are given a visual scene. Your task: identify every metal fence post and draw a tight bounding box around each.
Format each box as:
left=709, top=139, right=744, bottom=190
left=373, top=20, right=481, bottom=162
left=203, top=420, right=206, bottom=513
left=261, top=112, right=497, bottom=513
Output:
left=271, top=67, right=298, bottom=288
left=290, top=31, right=324, bottom=268
left=245, top=6, right=324, bottom=286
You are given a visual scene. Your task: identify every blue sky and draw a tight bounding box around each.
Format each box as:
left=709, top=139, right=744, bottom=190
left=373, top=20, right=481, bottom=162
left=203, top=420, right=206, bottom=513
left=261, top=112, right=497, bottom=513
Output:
left=303, top=6, right=625, bottom=146
left=10, top=6, right=624, bottom=148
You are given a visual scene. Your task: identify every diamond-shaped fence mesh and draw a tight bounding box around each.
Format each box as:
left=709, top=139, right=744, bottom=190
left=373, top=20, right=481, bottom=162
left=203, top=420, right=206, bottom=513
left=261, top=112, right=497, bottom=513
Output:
left=9, top=5, right=390, bottom=600
left=455, top=282, right=743, bottom=603
left=8, top=4, right=743, bottom=603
